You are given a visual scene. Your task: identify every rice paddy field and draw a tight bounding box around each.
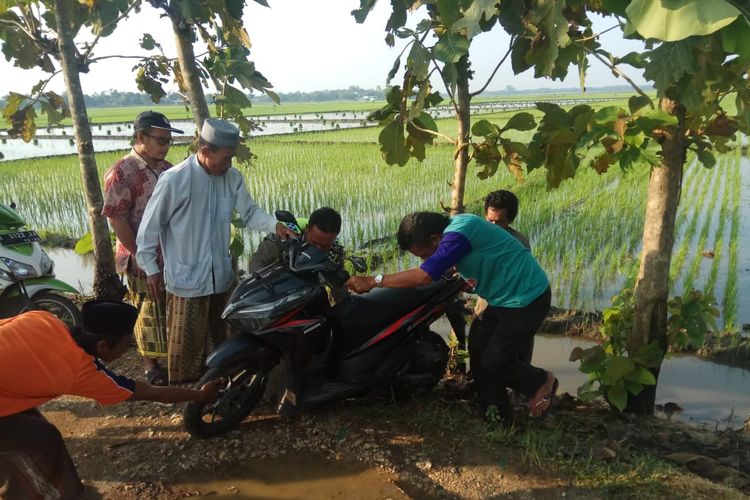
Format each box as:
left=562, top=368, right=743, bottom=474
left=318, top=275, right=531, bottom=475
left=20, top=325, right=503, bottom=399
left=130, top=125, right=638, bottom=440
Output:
left=1, top=101, right=748, bottom=330
left=22, top=91, right=636, bottom=126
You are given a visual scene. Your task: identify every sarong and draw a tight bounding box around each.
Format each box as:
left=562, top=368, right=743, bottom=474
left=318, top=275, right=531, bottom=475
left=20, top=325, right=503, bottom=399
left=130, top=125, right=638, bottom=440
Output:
left=166, top=292, right=229, bottom=384
left=127, top=273, right=168, bottom=358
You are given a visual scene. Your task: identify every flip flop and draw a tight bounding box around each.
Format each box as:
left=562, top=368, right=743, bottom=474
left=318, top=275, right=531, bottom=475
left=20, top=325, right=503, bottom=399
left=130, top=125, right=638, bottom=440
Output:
left=533, top=377, right=559, bottom=417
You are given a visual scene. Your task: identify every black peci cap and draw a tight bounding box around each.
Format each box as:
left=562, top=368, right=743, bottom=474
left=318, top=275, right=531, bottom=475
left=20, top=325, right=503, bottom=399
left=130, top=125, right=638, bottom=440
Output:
left=134, top=110, right=184, bottom=134
left=82, top=299, right=139, bottom=337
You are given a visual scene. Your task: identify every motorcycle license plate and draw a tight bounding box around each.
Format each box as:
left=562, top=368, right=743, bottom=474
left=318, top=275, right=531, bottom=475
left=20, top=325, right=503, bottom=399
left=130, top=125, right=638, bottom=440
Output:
left=0, top=230, right=41, bottom=246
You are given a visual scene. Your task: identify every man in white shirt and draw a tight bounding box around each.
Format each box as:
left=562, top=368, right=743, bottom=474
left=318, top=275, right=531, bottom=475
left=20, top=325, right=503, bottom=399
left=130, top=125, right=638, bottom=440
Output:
left=136, top=118, right=296, bottom=383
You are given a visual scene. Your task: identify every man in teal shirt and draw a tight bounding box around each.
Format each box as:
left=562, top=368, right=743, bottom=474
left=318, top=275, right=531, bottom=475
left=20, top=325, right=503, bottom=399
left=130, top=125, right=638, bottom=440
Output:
left=346, top=212, right=556, bottom=423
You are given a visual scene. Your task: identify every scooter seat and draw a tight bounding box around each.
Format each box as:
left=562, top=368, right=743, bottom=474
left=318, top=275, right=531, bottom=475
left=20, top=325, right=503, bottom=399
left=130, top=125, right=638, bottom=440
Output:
left=329, top=279, right=450, bottom=340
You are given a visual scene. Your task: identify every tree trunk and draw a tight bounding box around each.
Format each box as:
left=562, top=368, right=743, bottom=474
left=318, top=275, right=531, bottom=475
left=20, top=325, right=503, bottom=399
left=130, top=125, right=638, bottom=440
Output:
left=627, top=98, right=686, bottom=414
left=169, top=4, right=210, bottom=132
left=449, top=56, right=471, bottom=215
left=54, top=0, right=125, bottom=300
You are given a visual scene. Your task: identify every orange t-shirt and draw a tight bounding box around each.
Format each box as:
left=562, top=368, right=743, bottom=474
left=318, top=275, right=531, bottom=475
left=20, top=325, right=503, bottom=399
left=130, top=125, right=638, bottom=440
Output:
left=0, top=311, right=135, bottom=417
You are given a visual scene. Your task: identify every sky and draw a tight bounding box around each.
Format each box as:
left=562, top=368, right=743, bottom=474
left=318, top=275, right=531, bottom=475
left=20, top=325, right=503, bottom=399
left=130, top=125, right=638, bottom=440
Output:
left=0, top=0, right=649, bottom=97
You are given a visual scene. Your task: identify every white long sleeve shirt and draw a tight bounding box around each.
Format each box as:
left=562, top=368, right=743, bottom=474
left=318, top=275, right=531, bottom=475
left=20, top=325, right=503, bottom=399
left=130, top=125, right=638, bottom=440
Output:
left=136, top=154, right=277, bottom=297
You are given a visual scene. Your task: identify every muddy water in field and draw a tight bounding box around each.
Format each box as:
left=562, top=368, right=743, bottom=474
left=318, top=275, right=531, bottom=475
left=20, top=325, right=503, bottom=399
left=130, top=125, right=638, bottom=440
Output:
left=433, top=319, right=750, bottom=429
left=174, top=452, right=408, bottom=499
left=46, top=247, right=95, bottom=293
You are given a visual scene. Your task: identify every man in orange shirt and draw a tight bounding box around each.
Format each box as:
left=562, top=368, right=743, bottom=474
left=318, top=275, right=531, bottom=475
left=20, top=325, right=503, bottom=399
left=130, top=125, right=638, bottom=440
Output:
left=0, top=300, right=220, bottom=500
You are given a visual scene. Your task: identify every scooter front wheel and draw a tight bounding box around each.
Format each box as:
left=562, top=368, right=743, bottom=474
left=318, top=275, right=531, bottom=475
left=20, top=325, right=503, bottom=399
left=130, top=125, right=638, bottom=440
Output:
left=29, top=292, right=81, bottom=328
left=184, top=362, right=268, bottom=438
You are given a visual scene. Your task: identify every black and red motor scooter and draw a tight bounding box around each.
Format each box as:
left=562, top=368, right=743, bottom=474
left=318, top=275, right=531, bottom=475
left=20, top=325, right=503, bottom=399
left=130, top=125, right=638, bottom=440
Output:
left=184, top=217, right=463, bottom=438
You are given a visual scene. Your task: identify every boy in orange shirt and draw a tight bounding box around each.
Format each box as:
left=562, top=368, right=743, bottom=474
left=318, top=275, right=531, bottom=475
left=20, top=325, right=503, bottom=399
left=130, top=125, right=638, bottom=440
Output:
left=0, top=300, right=220, bottom=499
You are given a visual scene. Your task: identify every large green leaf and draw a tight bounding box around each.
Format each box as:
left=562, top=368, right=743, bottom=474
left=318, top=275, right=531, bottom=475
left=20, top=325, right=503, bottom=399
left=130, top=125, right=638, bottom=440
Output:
left=407, top=42, right=430, bottom=81
left=602, top=355, right=636, bottom=385
left=626, top=366, right=657, bottom=385
left=592, top=105, right=625, bottom=124
left=721, top=17, right=750, bottom=61
left=697, top=149, right=717, bottom=168
left=378, top=120, right=410, bottom=166
left=351, top=0, right=377, bottom=23
left=643, top=38, right=699, bottom=92
left=498, top=0, right=526, bottom=35
left=631, top=341, right=664, bottom=369
left=502, top=111, right=536, bottom=131
left=74, top=231, right=94, bottom=255
left=433, top=33, right=470, bottom=63
left=628, top=95, right=652, bottom=114
left=606, top=382, right=627, bottom=411
left=625, top=0, right=739, bottom=41
left=472, top=119, right=500, bottom=138
left=452, top=0, right=499, bottom=39
left=387, top=56, right=401, bottom=84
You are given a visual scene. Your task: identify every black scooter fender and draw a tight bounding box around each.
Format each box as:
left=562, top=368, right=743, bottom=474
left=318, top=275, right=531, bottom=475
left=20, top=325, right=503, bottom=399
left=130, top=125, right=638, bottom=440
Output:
left=206, top=334, right=278, bottom=369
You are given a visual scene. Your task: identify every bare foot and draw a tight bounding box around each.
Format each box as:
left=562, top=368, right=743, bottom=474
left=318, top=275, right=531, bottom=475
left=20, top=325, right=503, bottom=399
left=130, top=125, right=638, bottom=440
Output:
left=529, top=371, right=556, bottom=417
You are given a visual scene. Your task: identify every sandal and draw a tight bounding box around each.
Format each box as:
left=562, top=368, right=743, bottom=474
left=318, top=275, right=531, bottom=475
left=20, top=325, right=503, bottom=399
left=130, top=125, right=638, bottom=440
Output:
left=145, top=366, right=168, bottom=386
left=530, top=375, right=559, bottom=417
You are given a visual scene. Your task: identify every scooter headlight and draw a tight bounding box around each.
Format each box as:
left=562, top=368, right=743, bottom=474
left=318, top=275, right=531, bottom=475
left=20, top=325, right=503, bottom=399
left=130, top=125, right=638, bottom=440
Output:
left=0, top=257, right=38, bottom=281
left=0, top=263, right=13, bottom=282
left=39, top=249, right=54, bottom=276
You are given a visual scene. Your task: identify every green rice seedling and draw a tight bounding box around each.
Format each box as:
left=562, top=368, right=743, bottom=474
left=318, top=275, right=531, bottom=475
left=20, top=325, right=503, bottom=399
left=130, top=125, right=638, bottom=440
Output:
left=670, top=163, right=712, bottom=284
left=722, top=152, right=742, bottom=330
left=682, top=161, right=722, bottom=294
left=704, top=159, right=733, bottom=299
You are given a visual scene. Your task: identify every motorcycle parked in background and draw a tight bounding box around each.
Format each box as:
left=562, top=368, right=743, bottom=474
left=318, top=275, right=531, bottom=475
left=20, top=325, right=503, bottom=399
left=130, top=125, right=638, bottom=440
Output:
left=0, top=202, right=81, bottom=326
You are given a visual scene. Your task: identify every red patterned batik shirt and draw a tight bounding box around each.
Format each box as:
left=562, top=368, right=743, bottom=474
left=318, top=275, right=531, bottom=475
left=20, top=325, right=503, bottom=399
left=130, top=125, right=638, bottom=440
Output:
left=102, top=149, right=171, bottom=276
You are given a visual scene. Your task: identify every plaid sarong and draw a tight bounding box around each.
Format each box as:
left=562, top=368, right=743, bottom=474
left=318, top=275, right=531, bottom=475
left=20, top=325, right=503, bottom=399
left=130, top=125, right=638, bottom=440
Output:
left=166, top=292, right=230, bottom=384
left=127, top=273, right=168, bottom=358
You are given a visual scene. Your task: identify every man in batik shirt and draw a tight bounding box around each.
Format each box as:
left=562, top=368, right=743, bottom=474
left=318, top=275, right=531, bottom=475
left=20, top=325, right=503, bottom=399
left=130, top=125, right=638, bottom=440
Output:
left=102, top=111, right=183, bottom=385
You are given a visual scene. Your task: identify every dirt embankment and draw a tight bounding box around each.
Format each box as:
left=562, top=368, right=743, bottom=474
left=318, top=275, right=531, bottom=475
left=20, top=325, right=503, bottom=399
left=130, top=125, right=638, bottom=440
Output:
left=39, top=349, right=750, bottom=500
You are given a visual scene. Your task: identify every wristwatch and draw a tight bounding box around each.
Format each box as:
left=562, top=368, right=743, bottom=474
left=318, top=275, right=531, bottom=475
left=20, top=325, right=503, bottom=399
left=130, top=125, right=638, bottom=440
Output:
left=374, top=274, right=384, bottom=287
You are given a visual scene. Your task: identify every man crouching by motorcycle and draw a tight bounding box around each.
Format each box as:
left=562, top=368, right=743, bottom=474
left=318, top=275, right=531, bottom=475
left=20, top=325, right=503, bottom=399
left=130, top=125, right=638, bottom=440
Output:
left=248, top=207, right=346, bottom=304
left=0, top=300, right=221, bottom=499
left=346, top=211, right=556, bottom=426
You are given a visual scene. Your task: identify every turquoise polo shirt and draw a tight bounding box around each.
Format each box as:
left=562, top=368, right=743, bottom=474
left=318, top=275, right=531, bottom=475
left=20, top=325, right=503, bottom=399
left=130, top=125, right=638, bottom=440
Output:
left=421, top=214, right=549, bottom=308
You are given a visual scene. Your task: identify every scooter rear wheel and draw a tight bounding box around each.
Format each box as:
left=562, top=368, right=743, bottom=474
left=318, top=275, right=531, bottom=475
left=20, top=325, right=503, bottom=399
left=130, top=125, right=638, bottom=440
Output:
left=391, top=330, right=449, bottom=402
left=29, top=292, right=81, bottom=328
left=184, top=362, right=268, bottom=438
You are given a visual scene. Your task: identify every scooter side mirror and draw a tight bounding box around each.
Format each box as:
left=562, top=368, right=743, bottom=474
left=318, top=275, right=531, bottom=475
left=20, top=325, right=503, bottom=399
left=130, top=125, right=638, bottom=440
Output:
left=348, top=256, right=367, bottom=273
left=275, top=210, right=299, bottom=227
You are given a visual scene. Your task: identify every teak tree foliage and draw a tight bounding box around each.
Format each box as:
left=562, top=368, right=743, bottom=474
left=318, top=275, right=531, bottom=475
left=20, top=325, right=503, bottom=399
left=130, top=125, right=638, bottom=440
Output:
left=0, top=0, right=138, bottom=299
left=136, top=0, right=279, bottom=162
left=0, top=0, right=279, bottom=296
left=358, top=0, right=750, bottom=414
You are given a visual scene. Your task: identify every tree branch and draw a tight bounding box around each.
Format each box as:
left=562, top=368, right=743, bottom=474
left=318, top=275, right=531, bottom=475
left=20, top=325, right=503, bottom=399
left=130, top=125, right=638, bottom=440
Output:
left=470, top=37, right=514, bottom=98
left=0, top=18, right=42, bottom=46
left=581, top=44, right=654, bottom=107
left=408, top=117, right=456, bottom=144
left=88, top=50, right=209, bottom=63
left=575, top=25, right=620, bottom=43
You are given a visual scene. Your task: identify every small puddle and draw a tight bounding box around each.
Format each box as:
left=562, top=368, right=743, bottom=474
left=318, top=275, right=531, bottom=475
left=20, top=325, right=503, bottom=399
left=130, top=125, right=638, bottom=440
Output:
left=174, top=452, right=408, bottom=499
